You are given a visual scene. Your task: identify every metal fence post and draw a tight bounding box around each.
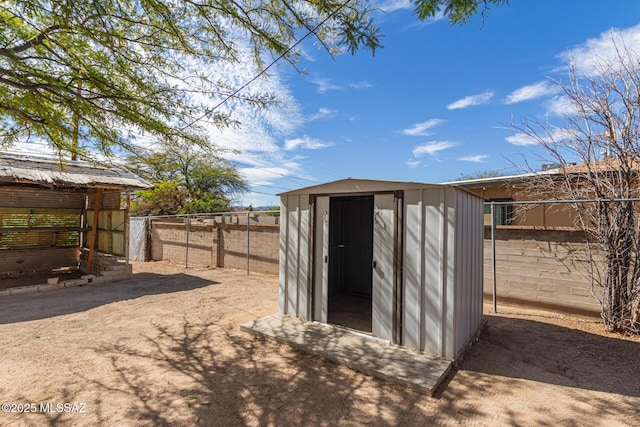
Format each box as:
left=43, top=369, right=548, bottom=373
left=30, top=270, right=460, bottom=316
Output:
left=491, top=202, right=497, bottom=313
left=185, top=216, right=190, bottom=269
left=246, top=210, right=250, bottom=275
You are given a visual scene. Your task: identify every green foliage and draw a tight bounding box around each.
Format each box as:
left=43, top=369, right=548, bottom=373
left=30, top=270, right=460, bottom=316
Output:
left=457, top=169, right=505, bottom=181
left=0, top=1, right=508, bottom=158
left=263, top=206, right=281, bottom=217
left=131, top=181, right=188, bottom=217
left=129, top=145, right=247, bottom=216
left=413, top=0, right=509, bottom=24
left=0, top=0, right=382, bottom=157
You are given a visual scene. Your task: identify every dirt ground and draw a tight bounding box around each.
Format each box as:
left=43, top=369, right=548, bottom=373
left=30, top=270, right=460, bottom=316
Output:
left=1, top=261, right=639, bottom=426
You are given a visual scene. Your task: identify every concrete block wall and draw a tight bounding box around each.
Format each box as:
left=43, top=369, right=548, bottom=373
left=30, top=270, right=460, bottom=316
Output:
left=79, top=248, right=133, bottom=281
left=150, top=220, right=215, bottom=266
left=144, top=218, right=604, bottom=315
left=220, top=224, right=279, bottom=274
left=149, top=219, right=279, bottom=274
left=150, top=221, right=220, bottom=268
left=484, top=227, right=602, bottom=314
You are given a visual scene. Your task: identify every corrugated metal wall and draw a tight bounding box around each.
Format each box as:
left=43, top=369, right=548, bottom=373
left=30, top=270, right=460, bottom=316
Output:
left=87, top=190, right=121, bottom=210
left=0, top=187, right=86, bottom=275
left=1, top=187, right=127, bottom=275
left=453, top=189, right=485, bottom=357
left=0, top=187, right=84, bottom=208
left=0, top=208, right=81, bottom=249
left=402, top=187, right=484, bottom=359
left=279, top=194, right=312, bottom=320
left=85, top=209, right=126, bottom=256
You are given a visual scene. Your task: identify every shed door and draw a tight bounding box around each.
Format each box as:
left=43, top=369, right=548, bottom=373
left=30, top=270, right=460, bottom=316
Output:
left=372, top=193, right=395, bottom=341
left=313, top=196, right=330, bottom=323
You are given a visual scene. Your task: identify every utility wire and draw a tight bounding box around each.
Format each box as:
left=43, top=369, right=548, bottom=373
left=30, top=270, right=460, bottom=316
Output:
left=232, top=159, right=319, bottom=184
left=182, top=0, right=353, bottom=130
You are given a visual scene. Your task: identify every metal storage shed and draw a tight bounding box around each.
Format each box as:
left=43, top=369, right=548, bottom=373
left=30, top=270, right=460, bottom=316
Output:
left=278, top=178, right=484, bottom=359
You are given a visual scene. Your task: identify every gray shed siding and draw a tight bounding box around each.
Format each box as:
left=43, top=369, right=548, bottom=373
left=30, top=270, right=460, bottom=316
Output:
left=279, top=194, right=312, bottom=320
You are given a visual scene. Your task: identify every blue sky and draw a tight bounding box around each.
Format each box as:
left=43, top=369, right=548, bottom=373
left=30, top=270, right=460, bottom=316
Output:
left=231, top=0, right=640, bottom=206
left=11, top=1, right=640, bottom=207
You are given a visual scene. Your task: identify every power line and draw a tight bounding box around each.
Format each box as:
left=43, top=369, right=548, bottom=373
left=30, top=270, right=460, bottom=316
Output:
left=251, top=183, right=296, bottom=191
left=248, top=190, right=279, bottom=196
left=182, top=0, right=353, bottom=130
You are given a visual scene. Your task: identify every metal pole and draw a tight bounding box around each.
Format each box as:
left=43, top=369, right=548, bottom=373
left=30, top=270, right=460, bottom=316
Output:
left=246, top=210, right=250, bottom=275
left=491, top=201, right=497, bottom=313
left=185, top=216, right=190, bottom=269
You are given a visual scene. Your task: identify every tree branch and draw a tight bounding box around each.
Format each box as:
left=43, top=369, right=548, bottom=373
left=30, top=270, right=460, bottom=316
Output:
left=0, top=24, right=62, bottom=57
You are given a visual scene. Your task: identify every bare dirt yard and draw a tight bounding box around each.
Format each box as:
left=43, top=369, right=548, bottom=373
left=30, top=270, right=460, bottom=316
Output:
left=1, top=261, right=639, bottom=426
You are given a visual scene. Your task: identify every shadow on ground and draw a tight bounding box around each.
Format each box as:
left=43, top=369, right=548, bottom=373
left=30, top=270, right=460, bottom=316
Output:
left=85, top=314, right=640, bottom=426
left=0, top=272, right=217, bottom=325
left=89, top=319, right=442, bottom=426
left=457, top=314, right=640, bottom=397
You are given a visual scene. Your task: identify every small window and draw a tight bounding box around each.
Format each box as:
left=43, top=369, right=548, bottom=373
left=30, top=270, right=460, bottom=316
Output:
left=484, top=199, right=513, bottom=225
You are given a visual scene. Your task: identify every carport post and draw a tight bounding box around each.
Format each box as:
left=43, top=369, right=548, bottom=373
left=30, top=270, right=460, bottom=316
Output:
left=87, top=188, right=103, bottom=275
left=124, top=191, right=130, bottom=266
left=246, top=210, right=250, bottom=275
left=490, top=201, right=497, bottom=313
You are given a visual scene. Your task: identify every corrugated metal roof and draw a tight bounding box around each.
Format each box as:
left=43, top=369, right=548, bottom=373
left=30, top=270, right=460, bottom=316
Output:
left=0, top=152, right=152, bottom=190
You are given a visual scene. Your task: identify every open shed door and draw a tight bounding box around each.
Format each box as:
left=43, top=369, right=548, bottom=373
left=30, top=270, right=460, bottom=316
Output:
left=372, top=193, right=395, bottom=341
left=313, top=196, right=330, bottom=323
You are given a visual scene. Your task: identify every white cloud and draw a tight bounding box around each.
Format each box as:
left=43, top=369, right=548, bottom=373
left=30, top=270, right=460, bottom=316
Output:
left=402, top=119, right=444, bottom=136
left=311, top=77, right=340, bottom=94
left=284, top=135, right=332, bottom=150
left=412, top=140, right=457, bottom=157
left=7, top=139, right=55, bottom=157
left=377, top=0, right=412, bottom=13
left=561, top=23, right=640, bottom=77
left=504, top=81, right=561, bottom=104
left=505, top=132, right=538, bottom=146
left=3, top=23, right=315, bottom=208
left=458, top=154, right=488, bottom=163
left=406, top=158, right=421, bottom=168
left=447, top=91, right=494, bottom=110
left=349, top=81, right=373, bottom=90
left=239, top=165, right=293, bottom=185
left=310, top=76, right=372, bottom=94
left=309, top=107, right=338, bottom=121
left=544, top=94, right=579, bottom=117
left=506, top=128, right=576, bottom=147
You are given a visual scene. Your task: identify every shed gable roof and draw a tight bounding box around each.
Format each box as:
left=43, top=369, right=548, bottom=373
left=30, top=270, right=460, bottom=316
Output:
left=0, top=153, right=151, bottom=190
left=279, top=178, right=471, bottom=196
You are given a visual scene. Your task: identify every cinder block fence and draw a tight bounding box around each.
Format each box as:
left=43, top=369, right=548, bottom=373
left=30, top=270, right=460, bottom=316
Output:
left=138, top=216, right=602, bottom=315
left=146, top=215, right=280, bottom=275
left=484, top=227, right=601, bottom=315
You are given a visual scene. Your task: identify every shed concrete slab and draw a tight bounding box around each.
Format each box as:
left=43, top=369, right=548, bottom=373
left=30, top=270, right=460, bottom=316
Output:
left=241, top=313, right=452, bottom=395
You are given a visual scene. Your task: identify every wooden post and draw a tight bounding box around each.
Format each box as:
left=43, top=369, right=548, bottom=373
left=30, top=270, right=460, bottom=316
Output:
left=87, top=188, right=102, bottom=274
left=124, top=191, right=130, bottom=266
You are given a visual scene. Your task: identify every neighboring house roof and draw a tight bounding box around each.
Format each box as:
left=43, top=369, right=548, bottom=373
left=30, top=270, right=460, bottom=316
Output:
left=442, top=172, right=539, bottom=187
left=278, top=177, right=478, bottom=197
left=443, top=167, right=571, bottom=188
left=0, top=152, right=152, bottom=190
left=447, top=158, right=639, bottom=188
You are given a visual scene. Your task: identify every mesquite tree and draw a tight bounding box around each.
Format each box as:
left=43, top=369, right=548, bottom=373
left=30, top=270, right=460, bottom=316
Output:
left=0, top=0, right=508, bottom=159
left=0, top=0, right=383, bottom=158
left=514, top=44, right=640, bottom=333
